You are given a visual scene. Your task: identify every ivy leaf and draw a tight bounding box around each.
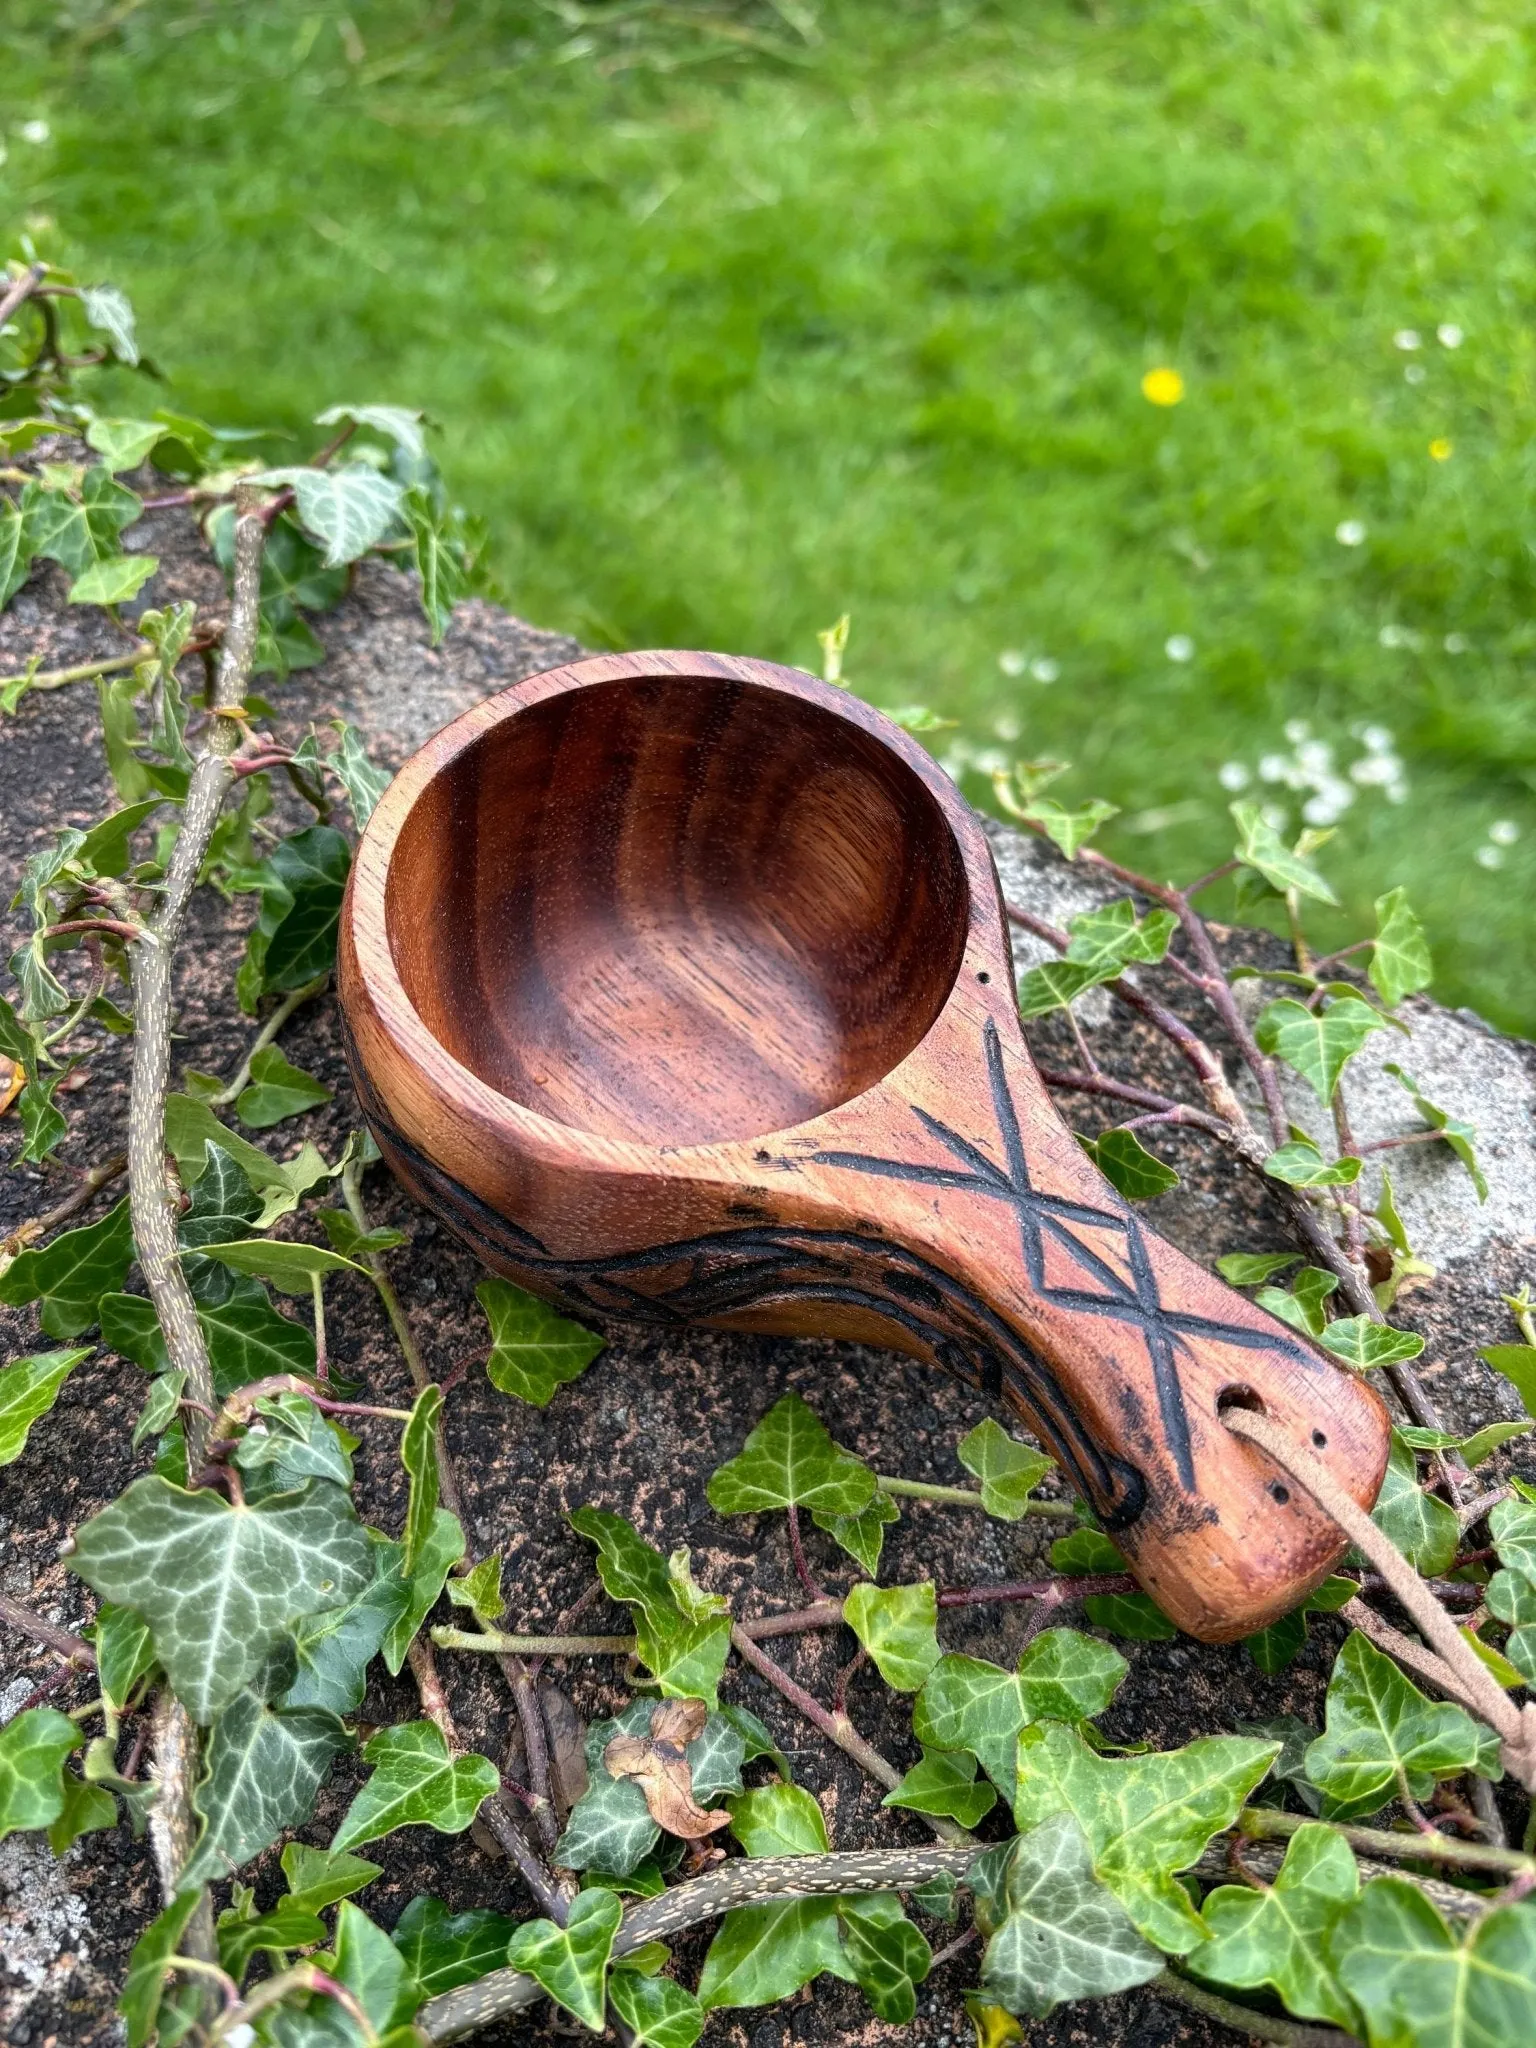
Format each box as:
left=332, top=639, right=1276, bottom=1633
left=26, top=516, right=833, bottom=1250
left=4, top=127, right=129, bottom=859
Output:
left=313, top=404, right=427, bottom=460
left=325, top=721, right=391, bottom=832
left=505, top=1887, right=622, bottom=2032
left=1078, top=1127, right=1179, bottom=1200
left=564, top=1516, right=731, bottom=1700
left=0, top=1197, right=134, bottom=1336
left=1024, top=796, right=1118, bottom=860
left=70, top=1474, right=374, bottom=1721
left=1048, top=1526, right=1175, bottom=1640
left=1304, top=1630, right=1500, bottom=1822
left=1017, top=1627, right=1128, bottom=1723
left=1317, top=1316, right=1425, bottom=1372
left=200, top=1288, right=318, bottom=1392
left=697, top=1897, right=850, bottom=2009
left=843, top=1581, right=942, bottom=1691
left=181, top=1688, right=348, bottom=1887
left=914, top=1654, right=1030, bottom=1796
left=838, top=1893, right=931, bottom=2024
left=1015, top=957, right=1107, bottom=1018
left=1, top=496, right=32, bottom=607
left=1012, top=1722, right=1279, bottom=1953
left=1064, top=897, right=1177, bottom=971
left=78, top=794, right=166, bottom=878
left=380, top=1508, right=464, bottom=1674
left=281, top=1841, right=384, bottom=1913
left=235, top=1046, right=332, bottom=1129
left=1231, top=801, right=1337, bottom=905
left=1368, top=1431, right=1459, bottom=1576
left=318, top=1208, right=407, bottom=1259
left=48, top=1767, right=118, bottom=1854
left=389, top=1895, right=517, bottom=1999
left=1383, top=1064, right=1488, bottom=1202
left=162, top=1096, right=290, bottom=1194
left=446, top=1554, right=505, bottom=1627
left=0, top=1346, right=90, bottom=1464
left=1256, top=1265, right=1338, bottom=1339
left=812, top=1488, right=899, bottom=1577
left=236, top=1394, right=354, bottom=1496
left=17, top=1070, right=67, bottom=1165
left=255, top=465, right=405, bottom=567
left=477, top=1276, right=604, bottom=1406
left=68, top=553, right=158, bottom=606
left=706, top=1391, right=876, bottom=1516
left=1481, top=1345, right=1536, bottom=1418
left=883, top=1747, right=997, bottom=1828
left=957, top=1419, right=1054, bottom=1519
left=1370, top=888, right=1433, bottom=1008
left=193, top=1237, right=365, bottom=1296
left=1256, top=996, right=1389, bottom=1103
left=85, top=417, right=166, bottom=473
left=218, top=1897, right=329, bottom=1988
left=1263, top=1139, right=1363, bottom=1188
left=1477, top=1501, right=1536, bottom=1683
left=568, top=1505, right=677, bottom=1637
left=132, top=1368, right=186, bottom=1451
left=240, top=825, right=351, bottom=1001
left=978, top=1813, right=1162, bottom=2019
left=120, top=1891, right=202, bottom=2048
left=729, top=1780, right=830, bottom=1857
left=80, top=283, right=140, bottom=363
left=94, top=1602, right=157, bottom=1711
left=1332, top=1877, right=1536, bottom=2048
left=1193, top=1820, right=1360, bottom=2028
left=22, top=467, right=140, bottom=578
left=402, top=484, right=468, bottom=646
left=0, top=1707, right=77, bottom=1841
left=282, top=1548, right=412, bottom=1715
left=400, top=1385, right=442, bottom=1576
left=558, top=1701, right=744, bottom=1876
left=331, top=1720, right=499, bottom=1851
left=608, top=1965, right=705, bottom=2048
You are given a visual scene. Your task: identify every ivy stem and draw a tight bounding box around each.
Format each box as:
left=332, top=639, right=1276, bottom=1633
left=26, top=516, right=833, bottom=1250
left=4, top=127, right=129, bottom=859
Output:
left=1239, top=1805, right=1536, bottom=1879
left=0, top=645, right=150, bottom=697
left=785, top=1504, right=824, bottom=1602
left=876, top=1473, right=1075, bottom=1515
left=433, top=1628, right=637, bottom=1656
left=1224, top=1409, right=1536, bottom=1783
left=1155, top=1968, right=1355, bottom=2047
left=0, top=1592, right=95, bottom=1667
left=202, top=972, right=327, bottom=1108
left=2, top=1152, right=127, bottom=1257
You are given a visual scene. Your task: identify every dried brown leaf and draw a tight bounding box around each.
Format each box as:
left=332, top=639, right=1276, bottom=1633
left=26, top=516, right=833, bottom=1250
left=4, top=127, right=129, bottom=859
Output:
left=603, top=1699, right=730, bottom=1841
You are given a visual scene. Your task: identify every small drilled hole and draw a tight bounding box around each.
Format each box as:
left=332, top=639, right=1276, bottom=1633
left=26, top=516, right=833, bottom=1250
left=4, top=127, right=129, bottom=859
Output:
left=976, top=970, right=990, bottom=984
left=1312, top=1429, right=1328, bottom=1449
left=754, top=1149, right=770, bottom=1163
left=1269, top=1481, right=1291, bottom=1505
left=1217, top=1384, right=1265, bottom=1418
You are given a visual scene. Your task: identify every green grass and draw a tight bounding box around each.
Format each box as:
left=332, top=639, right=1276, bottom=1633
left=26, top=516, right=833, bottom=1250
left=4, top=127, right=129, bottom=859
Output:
left=5, top=1, right=1535, bottom=1027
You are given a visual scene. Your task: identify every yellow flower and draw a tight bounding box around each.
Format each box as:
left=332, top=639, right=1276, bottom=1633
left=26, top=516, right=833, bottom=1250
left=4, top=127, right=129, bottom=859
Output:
left=1141, top=366, right=1185, bottom=407
left=1429, top=437, right=1453, bottom=461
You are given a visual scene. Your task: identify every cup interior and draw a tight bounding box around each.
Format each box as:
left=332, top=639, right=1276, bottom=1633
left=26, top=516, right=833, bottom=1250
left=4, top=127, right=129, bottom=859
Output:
left=384, top=672, right=969, bottom=1145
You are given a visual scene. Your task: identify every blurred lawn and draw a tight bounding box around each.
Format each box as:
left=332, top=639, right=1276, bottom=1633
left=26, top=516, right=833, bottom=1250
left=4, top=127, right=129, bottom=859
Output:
left=4, top=1, right=1534, bottom=1027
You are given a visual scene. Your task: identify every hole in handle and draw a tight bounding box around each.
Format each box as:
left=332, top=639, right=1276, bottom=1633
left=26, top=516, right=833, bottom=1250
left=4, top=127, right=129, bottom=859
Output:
left=1216, top=1384, right=1266, bottom=1419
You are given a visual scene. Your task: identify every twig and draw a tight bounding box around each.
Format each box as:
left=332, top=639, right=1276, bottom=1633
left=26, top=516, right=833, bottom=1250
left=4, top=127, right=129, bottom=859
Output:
left=0, top=1592, right=95, bottom=1667
left=1224, top=1409, right=1536, bottom=1785
left=433, top=1629, right=637, bottom=1657
left=937, top=1571, right=1138, bottom=1610
left=201, top=973, right=327, bottom=1108
left=876, top=1473, right=1074, bottom=1516
left=420, top=1845, right=980, bottom=2041
left=1239, top=1804, right=1535, bottom=1881
left=0, top=262, right=47, bottom=331
left=1155, top=1968, right=1357, bottom=2047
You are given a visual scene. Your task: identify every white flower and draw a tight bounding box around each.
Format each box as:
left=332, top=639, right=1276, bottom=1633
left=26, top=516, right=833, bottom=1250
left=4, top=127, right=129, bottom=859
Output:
left=1164, top=634, right=1195, bottom=663
left=1336, top=519, right=1367, bottom=547
left=998, top=649, right=1026, bottom=677
left=1029, top=656, right=1060, bottom=683
left=19, top=119, right=51, bottom=145
left=1350, top=753, right=1402, bottom=788
left=1218, top=761, right=1250, bottom=791
left=1296, top=738, right=1334, bottom=775
left=972, top=746, right=1009, bottom=776
left=1303, top=789, right=1353, bottom=826
left=1283, top=717, right=1311, bottom=744
left=1490, top=819, right=1521, bottom=846
left=1394, top=328, right=1422, bottom=351
left=1444, top=632, right=1468, bottom=653
left=1476, top=844, right=1504, bottom=870
left=1437, top=323, right=1464, bottom=349
left=992, top=713, right=1021, bottom=742
left=1362, top=724, right=1394, bottom=752
left=1386, top=779, right=1409, bottom=804
left=1379, top=624, right=1405, bottom=648
left=1404, top=364, right=1427, bottom=385
left=1261, top=802, right=1289, bottom=831
left=1258, top=753, right=1289, bottom=784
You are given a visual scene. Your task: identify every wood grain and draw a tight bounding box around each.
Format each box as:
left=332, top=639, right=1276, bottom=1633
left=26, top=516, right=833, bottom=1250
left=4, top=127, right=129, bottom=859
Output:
left=339, top=650, right=1390, bottom=1643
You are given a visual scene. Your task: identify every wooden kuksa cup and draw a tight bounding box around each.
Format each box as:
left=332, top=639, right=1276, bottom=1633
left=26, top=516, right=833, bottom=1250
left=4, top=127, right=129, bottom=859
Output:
left=338, top=650, right=1390, bottom=1641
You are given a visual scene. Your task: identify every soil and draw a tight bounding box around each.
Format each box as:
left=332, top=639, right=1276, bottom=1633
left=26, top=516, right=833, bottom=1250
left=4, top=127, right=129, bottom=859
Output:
left=2, top=474, right=1533, bottom=2047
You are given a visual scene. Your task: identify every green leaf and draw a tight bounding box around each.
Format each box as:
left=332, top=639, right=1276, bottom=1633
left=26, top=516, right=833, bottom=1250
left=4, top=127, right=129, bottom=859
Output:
left=162, top=1096, right=290, bottom=1192
left=1193, top=1820, right=1360, bottom=2028
left=1, top=495, right=33, bottom=608
left=281, top=1841, right=384, bottom=1913
left=1079, top=1127, right=1179, bottom=1200
left=390, top=1895, right=517, bottom=1998
left=1024, top=795, right=1118, bottom=860
left=608, top=1965, right=705, bottom=2048
left=380, top=1508, right=464, bottom=1674
left=257, top=465, right=404, bottom=568
left=201, top=1288, right=318, bottom=1392
left=402, top=484, right=467, bottom=646
left=1256, top=996, right=1389, bottom=1104
left=697, top=1898, right=849, bottom=2011
left=390, top=1388, right=439, bottom=1581
left=282, top=1548, right=412, bottom=1714
left=85, top=417, right=167, bottom=473
left=978, top=1812, right=1162, bottom=2020
left=1456, top=1419, right=1535, bottom=1467
left=331, top=1720, right=499, bottom=1851
left=181, top=1688, right=347, bottom=1887
left=326, top=721, right=391, bottom=832
left=1383, top=1064, right=1488, bottom=1202
left=838, top=1893, right=931, bottom=2024
left=68, top=553, right=158, bottom=605
left=16, top=1070, right=67, bottom=1167
left=21, top=467, right=140, bottom=578
left=478, top=1276, right=604, bottom=1406
left=78, top=795, right=166, bottom=877
left=729, top=1780, right=829, bottom=1856
left=242, top=825, right=352, bottom=999
left=957, top=1419, right=1054, bottom=1519
left=314, top=404, right=427, bottom=460
left=1048, top=1526, right=1175, bottom=1640
left=505, top=1887, right=621, bottom=2032
left=1481, top=1345, right=1536, bottom=1417
left=47, top=1768, right=118, bottom=1855
left=80, top=283, right=140, bottom=363
left=1304, top=1630, right=1500, bottom=1822
left=1370, top=888, right=1433, bottom=1008
left=1015, top=957, right=1108, bottom=1017
left=1231, top=801, right=1337, bottom=905
left=557, top=1701, right=745, bottom=1876
left=120, top=1890, right=201, bottom=2048
left=1017, top=1627, right=1128, bottom=1723
left=132, top=1368, right=186, bottom=1451
left=1064, top=897, right=1177, bottom=970
left=1012, top=1722, right=1279, bottom=1953
left=334, top=1901, right=419, bottom=2033
left=1319, top=1316, right=1426, bottom=1374
left=192, top=1236, right=365, bottom=1295
left=1332, top=1877, right=1536, bottom=2048
left=0, top=1346, right=90, bottom=1463
left=0, top=1707, right=77, bottom=1841
left=1245, top=1610, right=1309, bottom=1675
left=914, top=1653, right=1030, bottom=1796
left=95, top=1602, right=157, bottom=1711
left=883, top=1747, right=997, bottom=1828
left=812, top=1488, right=899, bottom=1577
left=1368, top=1431, right=1459, bottom=1576
left=237, top=1393, right=354, bottom=1494
left=446, top=1554, right=505, bottom=1627
left=70, top=1475, right=374, bottom=1722
left=706, top=1390, right=877, bottom=1516
left=1482, top=1500, right=1536, bottom=1684
left=318, top=1208, right=407, bottom=1258
left=568, top=1505, right=677, bottom=1637
left=1256, top=1265, right=1339, bottom=1338
left=0, top=1198, right=133, bottom=1336
left=234, top=1045, right=332, bottom=1128
left=1263, top=1139, right=1363, bottom=1188
left=218, top=1898, right=328, bottom=1987
left=843, top=1580, right=942, bottom=1691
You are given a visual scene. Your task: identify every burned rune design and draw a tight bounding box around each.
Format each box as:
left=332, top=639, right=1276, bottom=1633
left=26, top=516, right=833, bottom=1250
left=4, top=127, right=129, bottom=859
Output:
left=813, top=1016, right=1322, bottom=1494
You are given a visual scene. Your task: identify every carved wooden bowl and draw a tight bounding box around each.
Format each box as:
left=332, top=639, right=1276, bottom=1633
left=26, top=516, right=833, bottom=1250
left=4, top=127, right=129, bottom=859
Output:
left=338, top=650, right=1389, bottom=1641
